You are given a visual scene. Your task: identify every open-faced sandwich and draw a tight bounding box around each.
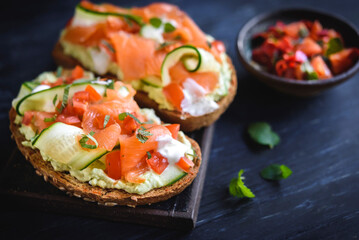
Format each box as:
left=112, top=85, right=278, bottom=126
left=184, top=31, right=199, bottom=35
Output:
left=53, top=1, right=237, bottom=131
left=9, top=66, right=201, bottom=206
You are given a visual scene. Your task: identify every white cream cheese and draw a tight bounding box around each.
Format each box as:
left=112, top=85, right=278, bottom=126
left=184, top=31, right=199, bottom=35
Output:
left=32, top=85, right=50, bottom=93
left=156, top=135, right=189, bottom=165
left=89, top=48, right=110, bottom=75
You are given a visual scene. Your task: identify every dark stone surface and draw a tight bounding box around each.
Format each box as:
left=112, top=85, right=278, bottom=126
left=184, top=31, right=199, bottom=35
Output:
left=1, top=0, right=359, bottom=239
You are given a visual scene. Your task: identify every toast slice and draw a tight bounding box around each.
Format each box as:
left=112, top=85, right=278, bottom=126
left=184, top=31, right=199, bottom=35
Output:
left=9, top=108, right=201, bottom=207
left=52, top=42, right=237, bottom=132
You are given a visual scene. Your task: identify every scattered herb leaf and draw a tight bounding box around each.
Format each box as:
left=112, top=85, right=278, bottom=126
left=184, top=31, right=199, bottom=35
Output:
left=156, top=41, right=175, bottom=51
left=149, top=17, right=162, bottom=28
left=229, top=169, right=255, bottom=198
left=79, top=131, right=98, bottom=149
left=207, top=40, right=212, bottom=49
left=248, top=122, right=280, bottom=148
left=103, top=115, right=110, bottom=128
left=164, top=22, right=176, bottom=33
left=146, top=151, right=152, bottom=159
left=326, top=37, right=343, bottom=56
left=301, top=61, right=318, bottom=80
left=136, top=127, right=153, bottom=143
left=56, top=66, right=63, bottom=77
left=260, top=164, right=292, bottom=180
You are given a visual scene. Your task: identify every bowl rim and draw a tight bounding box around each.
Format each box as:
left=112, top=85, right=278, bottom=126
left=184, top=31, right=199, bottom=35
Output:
left=237, top=7, right=359, bottom=86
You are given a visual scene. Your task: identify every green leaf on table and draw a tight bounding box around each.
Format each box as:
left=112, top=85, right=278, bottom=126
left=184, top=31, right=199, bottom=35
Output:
left=248, top=122, right=280, bottom=148
left=229, top=169, right=255, bottom=198
left=260, top=164, right=292, bottom=181
left=325, top=37, right=343, bottom=56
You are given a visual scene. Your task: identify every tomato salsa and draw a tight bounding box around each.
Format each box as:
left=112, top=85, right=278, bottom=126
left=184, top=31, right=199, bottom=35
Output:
left=251, top=20, right=359, bottom=80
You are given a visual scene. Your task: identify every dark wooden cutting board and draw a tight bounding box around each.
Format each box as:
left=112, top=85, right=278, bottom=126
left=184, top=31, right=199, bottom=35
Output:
left=0, top=125, right=214, bottom=230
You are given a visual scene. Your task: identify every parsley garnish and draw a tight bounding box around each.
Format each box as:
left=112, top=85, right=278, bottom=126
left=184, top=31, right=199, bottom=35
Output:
left=260, top=164, right=292, bottom=181
left=248, top=122, right=280, bottom=148
left=79, top=131, right=98, bottom=149
left=325, top=37, right=343, bottom=56
left=52, top=94, right=58, bottom=107
left=103, top=115, right=110, bottom=128
left=229, top=169, right=255, bottom=198
left=56, top=66, right=63, bottom=77
left=164, top=22, right=176, bottom=33
left=149, top=17, right=162, bottom=28
left=146, top=151, right=152, bottom=159
left=136, top=126, right=153, bottom=143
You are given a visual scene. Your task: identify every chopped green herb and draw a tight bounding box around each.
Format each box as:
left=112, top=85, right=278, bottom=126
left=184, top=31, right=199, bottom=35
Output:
left=56, top=66, right=63, bottom=77
left=207, top=41, right=212, bottom=49
left=101, top=40, right=115, bottom=53
left=326, top=37, right=344, bottom=56
left=298, top=27, right=309, bottom=38
left=149, top=17, right=162, bottom=28
left=44, top=115, right=57, bottom=122
left=103, top=115, right=110, bottom=128
left=79, top=131, right=98, bottom=149
left=136, top=127, right=153, bottom=143
left=164, top=22, right=176, bottom=33
left=107, top=80, right=115, bottom=90
left=248, top=122, right=280, bottom=148
left=118, top=112, right=142, bottom=124
left=58, top=84, right=71, bottom=113
left=229, top=169, right=255, bottom=198
left=52, top=94, right=58, bottom=107
left=260, top=164, right=292, bottom=180
left=147, top=151, right=152, bottom=159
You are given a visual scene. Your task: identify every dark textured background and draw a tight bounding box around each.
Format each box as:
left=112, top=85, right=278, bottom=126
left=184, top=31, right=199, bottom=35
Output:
left=1, top=0, right=359, bottom=239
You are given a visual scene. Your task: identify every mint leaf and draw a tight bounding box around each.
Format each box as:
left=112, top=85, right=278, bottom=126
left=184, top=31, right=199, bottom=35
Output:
left=57, top=84, right=71, bottom=113
left=301, top=61, right=318, bottom=80
left=260, top=164, right=292, bottom=180
left=229, top=169, right=255, bottom=198
left=147, top=151, right=152, bottom=159
left=164, top=22, right=176, bottom=33
left=149, top=17, right=162, bottom=28
left=326, top=37, right=343, bottom=56
left=248, top=122, right=280, bottom=148
left=79, top=131, right=98, bottom=149
left=56, top=66, right=63, bottom=77
left=136, top=126, right=153, bottom=143
left=44, top=115, right=57, bottom=122
left=52, top=94, right=58, bottom=107
left=298, top=27, right=309, bottom=38
left=118, top=112, right=142, bottom=124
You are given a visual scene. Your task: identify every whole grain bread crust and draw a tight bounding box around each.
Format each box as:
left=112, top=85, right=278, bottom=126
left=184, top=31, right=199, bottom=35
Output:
left=9, top=108, right=201, bottom=207
left=52, top=42, right=237, bottom=132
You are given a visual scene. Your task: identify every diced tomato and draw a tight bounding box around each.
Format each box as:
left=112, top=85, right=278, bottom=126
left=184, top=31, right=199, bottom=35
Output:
left=22, top=111, right=34, bottom=125
left=165, top=124, right=180, bottom=139
left=73, top=91, right=90, bottom=103
left=32, top=112, right=56, bottom=132
left=176, top=156, right=194, bottom=173
left=283, top=21, right=307, bottom=38
left=296, top=37, right=322, bottom=57
left=329, top=48, right=359, bottom=75
left=72, top=100, right=88, bottom=117
left=163, top=83, right=184, bottom=110
left=275, top=59, right=288, bottom=77
left=121, top=115, right=139, bottom=135
left=211, top=40, right=226, bottom=53
left=145, top=151, right=169, bottom=175
left=311, top=56, right=332, bottom=79
left=71, top=65, right=84, bottom=80
left=85, top=85, right=102, bottom=102
left=105, top=150, right=122, bottom=180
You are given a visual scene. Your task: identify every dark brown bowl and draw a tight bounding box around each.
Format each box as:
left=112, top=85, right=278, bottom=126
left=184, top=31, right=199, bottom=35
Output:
left=237, top=8, right=359, bottom=96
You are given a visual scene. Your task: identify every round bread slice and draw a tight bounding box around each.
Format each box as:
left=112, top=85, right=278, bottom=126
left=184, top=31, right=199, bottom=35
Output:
left=9, top=108, right=201, bottom=207
left=52, top=42, right=237, bottom=132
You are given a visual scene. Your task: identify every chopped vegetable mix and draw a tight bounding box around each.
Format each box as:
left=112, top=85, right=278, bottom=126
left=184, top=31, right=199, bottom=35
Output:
left=251, top=20, right=359, bottom=80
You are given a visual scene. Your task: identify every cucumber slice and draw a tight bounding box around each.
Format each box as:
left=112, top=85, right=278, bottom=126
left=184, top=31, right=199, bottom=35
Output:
left=33, top=122, right=108, bottom=170
left=141, top=76, right=162, bottom=88
left=11, top=82, right=40, bottom=108
left=161, top=45, right=201, bottom=86
left=75, top=4, right=143, bottom=26
left=161, top=45, right=222, bottom=86
left=16, top=81, right=109, bottom=116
